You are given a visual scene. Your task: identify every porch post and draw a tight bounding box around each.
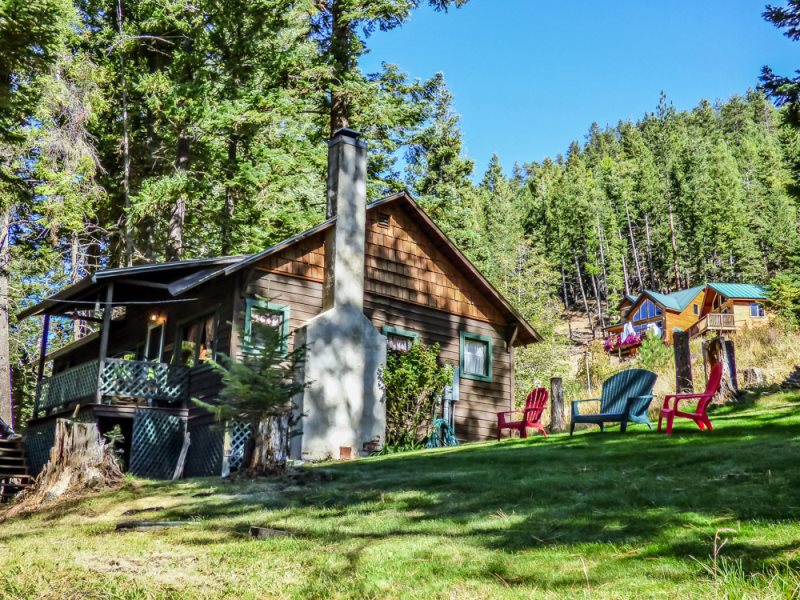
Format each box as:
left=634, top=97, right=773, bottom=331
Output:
left=33, top=314, right=51, bottom=418
left=95, top=283, right=114, bottom=404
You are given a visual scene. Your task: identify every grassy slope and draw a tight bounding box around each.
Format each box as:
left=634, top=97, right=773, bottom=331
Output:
left=2, top=393, right=800, bottom=599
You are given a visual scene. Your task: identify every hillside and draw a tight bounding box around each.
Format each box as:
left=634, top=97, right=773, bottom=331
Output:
left=2, top=391, right=800, bottom=598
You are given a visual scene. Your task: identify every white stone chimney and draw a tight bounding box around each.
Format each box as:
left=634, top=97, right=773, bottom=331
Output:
left=291, top=129, right=386, bottom=461
left=323, top=128, right=367, bottom=312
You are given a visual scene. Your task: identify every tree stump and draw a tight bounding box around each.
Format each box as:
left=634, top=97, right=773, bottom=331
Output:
left=2, top=419, right=122, bottom=520
left=549, top=378, right=565, bottom=433
left=245, top=414, right=290, bottom=475
left=742, top=368, right=764, bottom=388
left=703, top=337, right=737, bottom=404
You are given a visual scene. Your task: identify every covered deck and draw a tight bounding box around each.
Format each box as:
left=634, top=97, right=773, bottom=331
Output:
left=18, top=257, right=241, bottom=420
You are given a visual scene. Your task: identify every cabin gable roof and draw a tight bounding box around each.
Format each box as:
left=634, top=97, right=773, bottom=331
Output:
left=706, top=282, right=767, bottom=301
left=18, top=192, right=540, bottom=345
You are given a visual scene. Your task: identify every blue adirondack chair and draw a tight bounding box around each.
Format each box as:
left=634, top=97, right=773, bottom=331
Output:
left=570, top=369, right=658, bottom=436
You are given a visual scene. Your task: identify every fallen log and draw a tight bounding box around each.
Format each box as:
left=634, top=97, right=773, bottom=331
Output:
left=116, top=520, right=190, bottom=531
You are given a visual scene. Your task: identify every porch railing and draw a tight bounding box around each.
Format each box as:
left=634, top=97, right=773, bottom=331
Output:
left=687, top=313, right=737, bottom=338
left=706, top=313, right=736, bottom=330
left=36, top=360, right=100, bottom=414
left=35, top=359, right=191, bottom=417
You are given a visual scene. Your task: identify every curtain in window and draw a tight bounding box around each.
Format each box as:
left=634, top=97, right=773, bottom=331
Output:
left=464, top=340, right=487, bottom=375
left=387, top=334, right=412, bottom=353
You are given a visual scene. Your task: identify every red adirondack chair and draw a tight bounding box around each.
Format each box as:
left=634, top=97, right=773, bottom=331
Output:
left=497, top=388, right=548, bottom=440
left=658, top=362, right=724, bottom=435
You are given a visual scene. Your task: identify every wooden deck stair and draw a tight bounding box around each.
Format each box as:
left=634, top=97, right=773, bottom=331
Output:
left=0, top=438, right=33, bottom=502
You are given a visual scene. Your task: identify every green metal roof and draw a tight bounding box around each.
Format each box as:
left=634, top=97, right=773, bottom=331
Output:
left=643, top=285, right=705, bottom=312
left=707, top=282, right=768, bottom=300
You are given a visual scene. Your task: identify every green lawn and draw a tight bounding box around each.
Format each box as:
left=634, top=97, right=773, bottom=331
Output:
left=3, top=393, right=800, bottom=599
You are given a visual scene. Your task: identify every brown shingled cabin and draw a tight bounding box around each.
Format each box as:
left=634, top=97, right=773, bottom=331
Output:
left=17, top=130, right=540, bottom=478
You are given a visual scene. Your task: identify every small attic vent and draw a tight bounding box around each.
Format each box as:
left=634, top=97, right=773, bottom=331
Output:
left=377, top=212, right=390, bottom=228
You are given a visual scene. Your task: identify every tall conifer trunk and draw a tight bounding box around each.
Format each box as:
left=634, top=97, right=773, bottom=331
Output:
left=644, top=212, right=656, bottom=289
left=116, top=0, right=133, bottom=267
left=70, top=231, right=82, bottom=341
left=329, top=0, right=351, bottom=135
left=0, top=208, right=12, bottom=425
left=617, top=227, right=631, bottom=295
left=573, top=248, right=595, bottom=338
left=167, top=130, right=189, bottom=261
left=667, top=196, right=681, bottom=288
left=624, top=199, right=645, bottom=290
left=221, top=136, right=237, bottom=255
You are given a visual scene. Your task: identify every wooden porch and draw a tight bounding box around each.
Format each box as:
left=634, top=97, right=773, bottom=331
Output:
left=34, top=359, right=191, bottom=418
left=687, top=313, right=736, bottom=338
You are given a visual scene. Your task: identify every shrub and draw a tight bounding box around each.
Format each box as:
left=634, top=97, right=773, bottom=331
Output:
left=383, top=341, right=453, bottom=447
left=637, top=335, right=673, bottom=372
left=576, top=340, right=617, bottom=391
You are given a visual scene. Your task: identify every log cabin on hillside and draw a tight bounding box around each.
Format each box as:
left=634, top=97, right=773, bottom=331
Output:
left=16, top=129, right=540, bottom=478
left=604, top=282, right=768, bottom=354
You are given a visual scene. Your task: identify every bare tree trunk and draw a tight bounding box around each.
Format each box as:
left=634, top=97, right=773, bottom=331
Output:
left=116, top=0, right=133, bottom=267
left=70, top=231, right=82, bottom=341
left=617, top=228, right=631, bottom=295
left=0, top=209, right=11, bottom=425
left=166, top=130, right=189, bottom=261
left=590, top=272, right=605, bottom=330
left=573, top=248, right=595, bottom=338
left=644, top=212, right=656, bottom=289
left=624, top=199, right=645, bottom=290
left=559, top=259, right=573, bottom=339
left=667, top=196, right=681, bottom=289
left=595, top=217, right=614, bottom=323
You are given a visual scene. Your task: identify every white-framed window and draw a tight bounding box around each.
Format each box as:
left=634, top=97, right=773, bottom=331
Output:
left=144, top=322, right=165, bottom=362
left=460, top=331, right=493, bottom=382
left=693, top=303, right=699, bottom=316
left=750, top=302, right=765, bottom=318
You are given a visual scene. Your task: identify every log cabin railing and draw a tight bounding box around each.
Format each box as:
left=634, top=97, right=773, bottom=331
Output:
left=34, top=359, right=191, bottom=417
left=687, top=313, right=737, bottom=338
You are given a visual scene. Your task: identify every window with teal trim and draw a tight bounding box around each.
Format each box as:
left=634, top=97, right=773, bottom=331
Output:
left=244, top=298, right=290, bottom=354
left=381, top=326, right=418, bottom=353
left=460, top=331, right=493, bottom=382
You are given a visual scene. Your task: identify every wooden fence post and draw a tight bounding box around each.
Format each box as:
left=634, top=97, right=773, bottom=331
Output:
left=550, top=377, right=565, bottom=433
left=724, top=339, right=738, bottom=392
left=673, top=330, right=693, bottom=393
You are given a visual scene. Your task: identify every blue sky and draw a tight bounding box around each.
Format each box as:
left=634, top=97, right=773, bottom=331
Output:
left=360, top=0, right=798, bottom=176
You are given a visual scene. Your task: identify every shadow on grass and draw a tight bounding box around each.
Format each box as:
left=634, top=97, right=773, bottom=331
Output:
left=8, top=399, right=800, bottom=594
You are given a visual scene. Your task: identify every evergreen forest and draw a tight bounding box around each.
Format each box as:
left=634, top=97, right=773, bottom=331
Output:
left=3, top=0, right=800, bottom=418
